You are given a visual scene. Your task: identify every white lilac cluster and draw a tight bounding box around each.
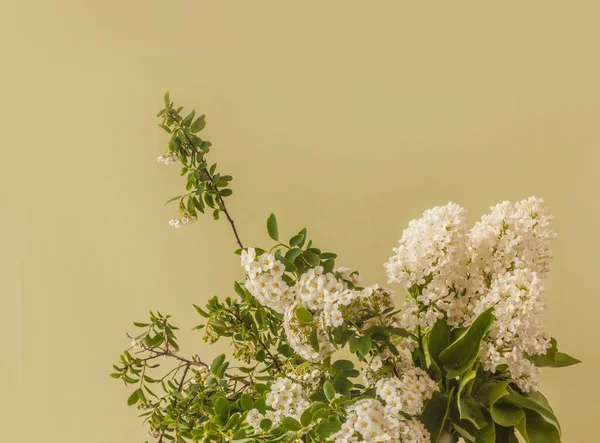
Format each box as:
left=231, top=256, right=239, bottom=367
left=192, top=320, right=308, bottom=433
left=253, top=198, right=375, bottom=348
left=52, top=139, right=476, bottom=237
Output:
left=385, top=203, right=470, bottom=329
left=241, top=248, right=294, bottom=314
left=245, top=377, right=311, bottom=431
left=375, top=359, right=438, bottom=416
left=468, top=197, right=556, bottom=285
left=387, top=197, right=556, bottom=392
left=466, top=197, right=556, bottom=391
left=157, top=152, right=179, bottom=165
left=474, top=269, right=550, bottom=391
left=168, top=215, right=197, bottom=228
left=329, top=399, right=431, bottom=443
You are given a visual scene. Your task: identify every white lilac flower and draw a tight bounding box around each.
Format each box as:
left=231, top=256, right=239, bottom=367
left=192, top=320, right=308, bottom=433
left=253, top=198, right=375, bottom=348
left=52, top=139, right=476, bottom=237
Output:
left=157, top=152, right=179, bottom=165
left=472, top=269, right=551, bottom=391
left=467, top=196, right=557, bottom=297
left=385, top=203, right=470, bottom=329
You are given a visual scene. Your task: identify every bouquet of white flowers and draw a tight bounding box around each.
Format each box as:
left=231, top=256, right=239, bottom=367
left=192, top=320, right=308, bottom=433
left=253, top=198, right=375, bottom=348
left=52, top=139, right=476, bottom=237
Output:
left=112, top=94, right=580, bottom=443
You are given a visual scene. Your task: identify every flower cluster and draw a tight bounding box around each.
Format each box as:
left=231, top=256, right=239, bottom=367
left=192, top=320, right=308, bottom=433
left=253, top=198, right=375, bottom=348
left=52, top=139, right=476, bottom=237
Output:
left=246, top=377, right=311, bottom=431
left=157, top=151, right=178, bottom=165
left=329, top=399, right=431, bottom=443
left=385, top=203, right=470, bottom=329
left=283, top=301, right=335, bottom=361
left=242, top=248, right=294, bottom=314
left=375, top=359, right=438, bottom=416
left=386, top=197, right=557, bottom=391
left=168, top=215, right=197, bottom=228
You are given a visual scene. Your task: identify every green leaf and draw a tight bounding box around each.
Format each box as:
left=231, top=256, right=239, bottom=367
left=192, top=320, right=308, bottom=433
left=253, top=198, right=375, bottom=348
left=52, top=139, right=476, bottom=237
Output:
left=303, top=251, right=320, bottom=267
left=281, top=417, right=302, bottom=431
left=267, top=213, right=279, bottom=241
left=315, top=420, right=342, bottom=437
left=164, top=91, right=170, bottom=107
left=492, top=402, right=525, bottom=427
left=164, top=195, right=182, bottom=206
left=220, top=189, right=233, bottom=197
left=289, top=232, right=304, bottom=247
left=459, top=397, right=490, bottom=430
left=295, top=306, right=314, bottom=323
left=285, top=248, right=302, bottom=262
left=260, top=418, right=273, bottom=431
left=300, top=407, right=314, bottom=427
left=502, top=393, right=560, bottom=432
left=310, top=328, right=320, bottom=352
left=528, top=338, right=581, bottom=368
left=190, top=115, right=206, bottom=133
left=421, top=390, right=453, bottom=442
left=214, top=396, right=230, bottom=418
left=240, top=394, right=254, bottom=411
left=323, top=381, right=335, bottom=401
left=439, top=308, right=495, bottom=378
left=332, top=360, right=354, bottom=371
left=516, top=411, right=561, bottom=443
left=357, top=335, right=372, bottom=356
left=428, top=317, right=451, bottom=366
left=127, top=389, right=140, bottom=406
left=211, top=354, right=226, bottom=375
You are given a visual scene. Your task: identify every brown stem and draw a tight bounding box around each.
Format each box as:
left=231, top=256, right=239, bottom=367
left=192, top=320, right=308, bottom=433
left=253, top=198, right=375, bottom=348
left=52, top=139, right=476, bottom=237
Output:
left=166, top=109, right=244, bottom=249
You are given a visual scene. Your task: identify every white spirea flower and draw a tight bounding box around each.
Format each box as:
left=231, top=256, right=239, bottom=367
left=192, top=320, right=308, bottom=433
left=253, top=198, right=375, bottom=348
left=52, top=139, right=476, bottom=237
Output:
left=375, top=359, right=438, bottom=416
left=168, top=215, right=197, bottom=229
left=329, top=398, right=431, bottom=443
left=283, top=302, right=334, bottom=361
left=242, top=249, right=295, bottom=314
left=245, top=377, right=310, bottom=430
left=295, top=266, right=345, bottom=312
left=157, top=152, right=178, bottom=165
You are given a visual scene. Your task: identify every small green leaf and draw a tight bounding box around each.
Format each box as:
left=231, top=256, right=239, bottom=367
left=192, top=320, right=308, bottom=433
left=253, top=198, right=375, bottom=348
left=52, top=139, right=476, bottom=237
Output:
left=267, top=213, right=279, bottom=241
left=164, top=195, right=182, bottom=206
left=303, top=251, right=320, bottom=267
left=281, top=417, right=302, bottom=431
left=240, top=394, right=254, bottom=411
left=357, top=335, right=372, bottom=356
left=323, top=381, right=335, bottom=401
left=315, top=420, right=342, bottom=437
left=310, top=328, right=320, bottom=352
left=332, top=360, right=354, bottom=371
left=295, top=306, right=314, bottom=323
left=190, top=115, right=206, bottom=133
left=260, top=418, right=273, bottom=431
left=164, top=91, right=170, bottom=107
left=211, top=354, right=226, bottom=375
left=214, top=396, right=230, bottom=418
left=127, top=389, right=140, bottom=406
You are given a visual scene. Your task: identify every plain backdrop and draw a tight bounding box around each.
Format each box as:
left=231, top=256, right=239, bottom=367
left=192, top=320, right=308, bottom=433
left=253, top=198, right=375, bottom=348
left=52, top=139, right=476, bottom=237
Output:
left=1, top=1, right=599, bottom=441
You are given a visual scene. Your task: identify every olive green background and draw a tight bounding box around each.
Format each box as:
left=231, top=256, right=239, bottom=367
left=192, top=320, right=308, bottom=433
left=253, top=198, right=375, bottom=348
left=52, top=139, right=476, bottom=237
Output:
left=2, top=1, right=599, bottom=441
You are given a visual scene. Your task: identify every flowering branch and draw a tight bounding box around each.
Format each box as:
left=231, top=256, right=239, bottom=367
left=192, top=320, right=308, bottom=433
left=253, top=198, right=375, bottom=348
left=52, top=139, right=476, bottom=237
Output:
left=111, top=94, right=580, bottom=443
